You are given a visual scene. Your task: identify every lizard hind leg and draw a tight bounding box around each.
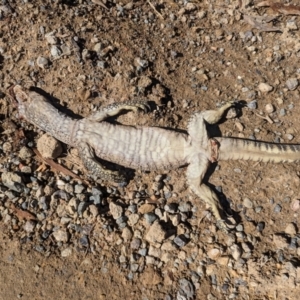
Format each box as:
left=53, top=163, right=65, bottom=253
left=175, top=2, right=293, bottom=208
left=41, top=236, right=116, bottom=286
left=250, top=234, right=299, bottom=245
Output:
left=87, top=100, right=150, bottom=122
left=77, top=142, right=127, bottom=185
left=186, top=154, right=228, bottom=233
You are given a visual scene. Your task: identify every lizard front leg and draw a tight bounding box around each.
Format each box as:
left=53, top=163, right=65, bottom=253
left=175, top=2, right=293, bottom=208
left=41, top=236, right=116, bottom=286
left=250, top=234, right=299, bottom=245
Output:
left=87, top=100, right=150, bottom=122
left=186, top=154, right=228, bottom=233
left=77, top=142, right=126, bottom=185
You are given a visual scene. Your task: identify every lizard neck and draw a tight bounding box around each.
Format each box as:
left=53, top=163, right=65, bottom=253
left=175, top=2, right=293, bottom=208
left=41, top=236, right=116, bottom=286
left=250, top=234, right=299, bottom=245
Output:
left=26, top=100, right=78, bottom=146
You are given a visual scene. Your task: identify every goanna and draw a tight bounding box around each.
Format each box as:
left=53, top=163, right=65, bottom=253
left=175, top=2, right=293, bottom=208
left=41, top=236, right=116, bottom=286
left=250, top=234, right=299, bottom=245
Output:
left=9, top=85, right=300, bottom=232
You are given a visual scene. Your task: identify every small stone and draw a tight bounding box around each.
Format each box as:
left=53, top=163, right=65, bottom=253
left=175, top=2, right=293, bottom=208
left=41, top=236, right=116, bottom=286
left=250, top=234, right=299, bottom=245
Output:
left=53, top=229, right=69, bottom=243
left=173, top=235, right=188, bottom=248
left=89, top=205, right=99, bottom=218
left=177, top=278, right=195, bottom=300
left=164, top=203, right=177, bottom=213
left=247, top=100, right=257, bottom=109
left=128, top=204, right=137, bottom=213
left=207, top=248, right=221, bottom=260
left=2, top=142, right=12, bottom=153
left=230, top=244, right=242, bottom=260
left=284, top=223, right=297, bottom=236
left=286, top=78, right=298, bottom=91
left=145, top=221, right=166, bottom=244
left=23, top=220, right=35, bottom=233
left=291, top=199, right=300, bottom=211
left=265, top=103, right=275, bottom=113
left=122, top=227, right=133, bottom=241
left=243, top=197, right=253, bottom=209
left=144, top=213, right=157, bottom=224
left=217, top=256, right=230, bottom=266
left=178, top=202, right=191, bottom=213
left=1, top=172, right=24, bottom=192
left=37, top=134, right=63, bottom=159
left=36, top=56, right=49, bottom=69
left=138, top=76, right=152, bottom=88
left=274, top=204, right=282, bottom=213
left=256, top=222, right=265, bottom=232
left=61, top=247, right=72, bottom=257
left=148, top=245, right=161, bottom=258
left=258, top=82, right=273, bottom=93
left=131, top=238, right=141, bottom=250
left=19, top=146, right=33, bottom=159
left=236, top=224, right=244, bottom=232
left=138, top=248, right=147, bottom=256
left=74, top=184, right=85, bottom=194
left=286, top=134, right=294, bottom=141
left=138, top=203, right=155, bottom=214
left=128, top=213, right=139, bottom=226
left=286, top=19, right=298, bottom=30
left=145, top=256, right=155, bottom=264
left=109, top=202, right=123, bottom=219
left=20, top=166, right=32, bottom=174
left=45, top=33, right=58, bottom=44
left=50, top=45, right=62, bottom=57
left=273, top=234, right=289, bottom=249
left=279, top=108, right=286, bottom=116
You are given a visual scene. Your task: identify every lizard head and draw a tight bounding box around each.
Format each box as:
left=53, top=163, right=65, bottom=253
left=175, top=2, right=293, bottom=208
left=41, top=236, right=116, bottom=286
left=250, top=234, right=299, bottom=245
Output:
left=8, top=85, right=31, bottom=119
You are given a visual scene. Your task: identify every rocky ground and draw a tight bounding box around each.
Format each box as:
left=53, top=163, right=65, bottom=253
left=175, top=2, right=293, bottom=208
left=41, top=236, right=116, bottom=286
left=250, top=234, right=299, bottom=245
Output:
left=1, top=0, right=300, bottom=299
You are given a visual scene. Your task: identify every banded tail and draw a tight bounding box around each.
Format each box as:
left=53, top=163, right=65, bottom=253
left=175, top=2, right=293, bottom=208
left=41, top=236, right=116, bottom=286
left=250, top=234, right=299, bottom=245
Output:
left=216, top=137, right=300, bottom=163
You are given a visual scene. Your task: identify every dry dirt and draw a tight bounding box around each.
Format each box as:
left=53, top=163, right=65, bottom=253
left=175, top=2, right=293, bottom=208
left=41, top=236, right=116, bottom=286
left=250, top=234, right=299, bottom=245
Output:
left=1, top=0, right=300, bottom=299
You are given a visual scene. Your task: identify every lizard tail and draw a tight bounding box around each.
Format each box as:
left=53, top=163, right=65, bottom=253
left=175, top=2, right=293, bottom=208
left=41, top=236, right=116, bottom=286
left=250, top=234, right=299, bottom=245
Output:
left=216, top=137, right=300, bottom=163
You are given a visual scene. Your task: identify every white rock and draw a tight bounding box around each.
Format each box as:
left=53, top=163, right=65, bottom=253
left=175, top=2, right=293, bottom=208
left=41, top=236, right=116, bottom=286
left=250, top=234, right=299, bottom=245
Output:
left=258, top=82, right=273, bottom=93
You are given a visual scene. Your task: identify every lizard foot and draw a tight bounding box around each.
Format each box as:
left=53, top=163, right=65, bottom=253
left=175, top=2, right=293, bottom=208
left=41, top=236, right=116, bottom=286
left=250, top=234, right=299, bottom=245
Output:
left=216, top=219, right=229, bottom=234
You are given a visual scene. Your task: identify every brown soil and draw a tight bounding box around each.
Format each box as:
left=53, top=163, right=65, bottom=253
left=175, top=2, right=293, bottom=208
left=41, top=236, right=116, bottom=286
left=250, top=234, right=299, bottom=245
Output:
left=1, top=1, right=300, bottom=299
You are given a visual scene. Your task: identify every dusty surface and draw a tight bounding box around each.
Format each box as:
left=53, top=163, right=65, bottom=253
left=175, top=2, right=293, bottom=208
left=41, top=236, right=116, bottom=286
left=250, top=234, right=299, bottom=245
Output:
left=1, top=0, right=300, bottom=299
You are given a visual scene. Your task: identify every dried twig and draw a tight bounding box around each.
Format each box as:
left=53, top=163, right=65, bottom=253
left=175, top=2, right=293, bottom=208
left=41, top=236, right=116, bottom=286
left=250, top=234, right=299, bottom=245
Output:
left=32, top=148, right=89, bottom=185
left=257, top=1, right=300, bottom=15
left=243, top=14, right=281, bottom=32
left=147, top=0, right=164, bottom=20
left=10, top=203, right=36, bottom=221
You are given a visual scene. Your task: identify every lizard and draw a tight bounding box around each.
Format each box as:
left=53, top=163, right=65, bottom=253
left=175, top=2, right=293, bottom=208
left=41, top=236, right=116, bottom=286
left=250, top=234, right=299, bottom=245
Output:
left=8, top=85, right=300, bottom=232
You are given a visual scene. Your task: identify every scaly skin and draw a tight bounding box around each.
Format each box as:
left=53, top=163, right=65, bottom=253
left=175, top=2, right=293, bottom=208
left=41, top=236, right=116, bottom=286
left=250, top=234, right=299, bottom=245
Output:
left=9, top=85, right=300, bottom=232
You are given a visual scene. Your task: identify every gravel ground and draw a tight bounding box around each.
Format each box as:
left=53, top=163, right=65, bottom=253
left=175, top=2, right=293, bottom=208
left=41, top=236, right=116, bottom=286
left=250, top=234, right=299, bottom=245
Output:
left=1, top=1, right=300, bottom=299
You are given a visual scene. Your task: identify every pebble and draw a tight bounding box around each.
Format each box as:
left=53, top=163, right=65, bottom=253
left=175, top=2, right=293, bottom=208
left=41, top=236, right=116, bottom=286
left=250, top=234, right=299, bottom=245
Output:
left=36, top=56, right=49, bottom=69
left=109, top=202, right=123, bottom=219
left=243, top=197, right=253, bottom=209
left=138, top=203, right=155, bottom=214
left=207, top=248, right=221, bottom=260
left=284, top=223, right=297, bottom=236
left=37, top=134, right=63, bottom=159
left=138, top=248, right=147, bottom=256
left=173, top=235, right=188, bottom=248
left=178, top=202, right=191, bottom=213
left=128, top=213, right=139, bottom=226
left=23, top=220, right=36, bottom=233
left=19, top=146, right=33, bottom=160
left=131, top=238, right=141, bottom=250
left=61, top=247, right=72, bottom=257
left=265, top=103, right=275, bottom=113
left=256, top=222, right=265, bottom=232
left=273, top=234, right=289, bottom=249
left=145, top=221, right=166, bottom=244
left=258, top=83, right=273, bottom=93
left=164, top=203, right=177, bottom=213
left=53, top=229, right=69, bottom=243
left=230, top=244, right=242, bottom=260
left=122, top=227, right=133, bottom=241
left=247, top=100, right=257, bottom=109
left=279, top=108, right=286, bottom=116
left=50, top=45, right=62, bottom=57
left=286, top=78, right=298, bottom=91
left=1, top=172, right=24, bottom=193
left=274, top=204, right=282, bottom=213
left=177, top=278, right=195, bottom=300
left=74, top=184, right=85, bottom=194
left=144, top=213, right=157, bottom=224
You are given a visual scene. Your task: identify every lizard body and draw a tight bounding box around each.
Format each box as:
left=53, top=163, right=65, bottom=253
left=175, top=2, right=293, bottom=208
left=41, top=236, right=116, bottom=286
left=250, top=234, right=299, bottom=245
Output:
left=9, top=85, right=300, bottom=232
